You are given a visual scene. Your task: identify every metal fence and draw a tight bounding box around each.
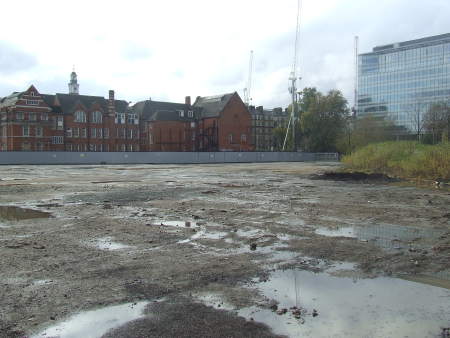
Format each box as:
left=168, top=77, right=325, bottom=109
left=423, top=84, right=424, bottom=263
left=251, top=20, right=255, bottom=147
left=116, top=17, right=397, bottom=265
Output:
left=0, top=151, right=339, bottom=165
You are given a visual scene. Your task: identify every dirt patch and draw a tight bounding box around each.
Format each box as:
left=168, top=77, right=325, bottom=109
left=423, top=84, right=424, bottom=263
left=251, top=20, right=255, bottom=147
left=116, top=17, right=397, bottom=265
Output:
left=103, top=297, right=283, bottom=338
left=312, top=171, right=397, bottom=182
left=0, top=162, right=449, bottom=337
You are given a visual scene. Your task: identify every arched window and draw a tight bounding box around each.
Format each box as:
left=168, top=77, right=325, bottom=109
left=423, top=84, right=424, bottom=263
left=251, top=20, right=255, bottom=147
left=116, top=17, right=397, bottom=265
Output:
left=92, top=111, right=102, bottom=123
left=74, top=111, right=86, bottom=123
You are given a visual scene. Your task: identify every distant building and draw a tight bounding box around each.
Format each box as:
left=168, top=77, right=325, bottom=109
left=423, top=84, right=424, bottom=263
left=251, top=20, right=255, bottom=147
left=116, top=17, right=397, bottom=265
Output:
left=357, top=33, right=450, bottom=131
left=133, top=97, right=195, bottom=152
left=0, top=71, right=253, bottom=152
left=194, top=93, right=253, bottom=152
left=249, top=106, right=275, bottom=151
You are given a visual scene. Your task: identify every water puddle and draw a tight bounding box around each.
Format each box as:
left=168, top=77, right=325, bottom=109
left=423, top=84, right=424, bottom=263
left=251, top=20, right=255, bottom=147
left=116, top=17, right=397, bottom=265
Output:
left=156, top=220, right=199, bottom=228
left=91, top=237, right=132, bottom=251
left=32, top=301, right=149, bottom=338
left=197, top=269, right=450, bottom=337
left=0, top=205, right=51, bottom=221
left=315, top=224, right=444, bottom=249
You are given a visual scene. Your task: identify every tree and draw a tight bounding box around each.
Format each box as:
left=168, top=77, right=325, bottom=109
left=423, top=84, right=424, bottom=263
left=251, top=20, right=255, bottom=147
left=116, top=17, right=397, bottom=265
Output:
left=299, top=89, right=350, bottom=152
left=423, top=103, right=450, bottom=143
left=411, top=102, right=425, bottom=141
left=336, top=114, right=406, bottom=153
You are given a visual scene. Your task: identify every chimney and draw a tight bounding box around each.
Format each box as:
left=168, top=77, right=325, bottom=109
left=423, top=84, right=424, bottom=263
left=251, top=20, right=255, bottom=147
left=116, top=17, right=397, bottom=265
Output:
left=185, top=96, right=191, bottom=106
left=108, top=90, right=115, bottom=116
left=257, top=106, right=263, bottom=113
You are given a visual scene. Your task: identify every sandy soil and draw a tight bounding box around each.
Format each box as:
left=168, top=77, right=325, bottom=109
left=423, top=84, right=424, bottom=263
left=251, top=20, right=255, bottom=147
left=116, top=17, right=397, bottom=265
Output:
left=0, top=162, right=449, bottom=337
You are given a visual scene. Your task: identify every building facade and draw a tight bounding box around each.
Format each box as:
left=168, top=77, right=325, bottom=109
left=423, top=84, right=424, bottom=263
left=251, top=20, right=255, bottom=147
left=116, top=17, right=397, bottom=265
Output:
left=194, top=93, right=253, bottom=152
left=357, top=33, right=450, bottom=131
left=0, top=72, right=253, bottom=152
left=249, top=106, right=275, bottom=151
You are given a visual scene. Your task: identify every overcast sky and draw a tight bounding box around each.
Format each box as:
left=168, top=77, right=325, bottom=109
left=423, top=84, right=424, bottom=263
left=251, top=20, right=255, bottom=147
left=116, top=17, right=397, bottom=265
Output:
left=1, top=0, right=450, bottom=109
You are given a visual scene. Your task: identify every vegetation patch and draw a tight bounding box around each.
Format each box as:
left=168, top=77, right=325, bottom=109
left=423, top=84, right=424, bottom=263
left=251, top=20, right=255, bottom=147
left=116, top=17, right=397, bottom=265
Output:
left=342, top=141, right=450, bottom=181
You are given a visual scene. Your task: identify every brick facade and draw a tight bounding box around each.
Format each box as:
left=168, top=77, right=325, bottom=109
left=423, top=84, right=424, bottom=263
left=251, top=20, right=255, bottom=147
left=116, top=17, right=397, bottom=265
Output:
left=0, top=77, right=254, bottom=153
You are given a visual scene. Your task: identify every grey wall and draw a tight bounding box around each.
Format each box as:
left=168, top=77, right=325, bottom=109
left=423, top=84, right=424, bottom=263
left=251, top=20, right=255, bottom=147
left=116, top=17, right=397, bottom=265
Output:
left=0, top=152, right=338, bottom=165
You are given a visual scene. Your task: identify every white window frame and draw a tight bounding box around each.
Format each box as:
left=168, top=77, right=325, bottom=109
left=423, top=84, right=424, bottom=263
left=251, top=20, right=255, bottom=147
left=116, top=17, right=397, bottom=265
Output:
left=22, top=125, right=30, bottom=136
left=91, top=111, right=102, bottom=124
left=74, top=111, right=86, bottom=123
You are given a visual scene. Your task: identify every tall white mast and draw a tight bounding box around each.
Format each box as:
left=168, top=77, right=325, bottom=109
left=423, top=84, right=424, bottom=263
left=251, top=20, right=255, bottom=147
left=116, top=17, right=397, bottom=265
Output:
left=283, top=0, right=301, bottom=151
left=244, top=50, right=254, bottom=106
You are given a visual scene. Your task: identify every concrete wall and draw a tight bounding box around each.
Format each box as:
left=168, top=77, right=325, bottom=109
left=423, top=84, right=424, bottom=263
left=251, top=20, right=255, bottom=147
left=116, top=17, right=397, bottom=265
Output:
left=0, top=151, right=338, bottom=165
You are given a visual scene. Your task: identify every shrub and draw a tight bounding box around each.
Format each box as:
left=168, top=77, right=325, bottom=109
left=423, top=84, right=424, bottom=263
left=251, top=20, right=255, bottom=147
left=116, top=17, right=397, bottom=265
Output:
left=342, top=141, right=450, bottom=180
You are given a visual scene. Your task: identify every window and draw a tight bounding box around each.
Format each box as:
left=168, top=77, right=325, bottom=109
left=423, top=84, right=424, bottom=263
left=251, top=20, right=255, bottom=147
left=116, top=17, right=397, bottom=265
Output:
left=30, top=92, right=35, bottom=97
left=23, top=126, right=30, bottom=136
left=16, top=112, right=24, bottom=120
left=104, top=144, right=109, bottom=152
left=51, top=136, right=63, bottom=144
left=81, top=128, right=87, bottom=138
left=149, top=132, right=153, bottom=145
left=98, top=144, right=103, bottom=152
left=115, top=112, right=125, bottom=124
left=91, top=128, right=97, bottom=138
left=73, top=127, right=79, bottom=138
left=103, top=128, right=109, bottom=139
left=91, top=111, right=102, bottom=124
left=119, top=128, right=125, bottom=139
left=42, top=113, right=49, bottom=121
left=26, top=100, right=39, bottom=105
left=98, top=128, right=103, bottom=139
left=22, top=142, right=31, bottom=151
left=57, top=116, right=64, bottom=130
left=179, top=110, right=184, bottom=118
left=74, top=111, right=86, bottom=123
left=191, top=131, right=195, bottom=141
left=121, top=144, right=126, bottom=152
left=66, top=144, right=73, bottom=152
left=127, top=113, right=138, bottom=124
left=66, top=128, right=72, bottom=138
left=228, top=133, right=233, bottom=144
left=188, top=110, right=193, bottom=118
left=89, top=144, right=96, bottom=152
left=190, top=122, right=196, bottom=128
left=29, top=113, right=36, bottom=121
left=241, top=134, right=247, bottom=143
left=37, top=142, right=44, bottom=151
left=127, top=129, right=133, bottom=139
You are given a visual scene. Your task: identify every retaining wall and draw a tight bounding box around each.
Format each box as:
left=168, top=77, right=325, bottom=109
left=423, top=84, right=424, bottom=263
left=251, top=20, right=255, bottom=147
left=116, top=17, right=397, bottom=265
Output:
left=0, top=151, right=338, bottom=165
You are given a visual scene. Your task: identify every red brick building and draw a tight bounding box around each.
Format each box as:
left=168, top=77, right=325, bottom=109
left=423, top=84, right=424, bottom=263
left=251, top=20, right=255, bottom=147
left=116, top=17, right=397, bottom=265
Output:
left=133, top=97, right=196, bottom=152
left=194, top=92, right=253, bottom=151
left=0, top=73, right=253, bottom=153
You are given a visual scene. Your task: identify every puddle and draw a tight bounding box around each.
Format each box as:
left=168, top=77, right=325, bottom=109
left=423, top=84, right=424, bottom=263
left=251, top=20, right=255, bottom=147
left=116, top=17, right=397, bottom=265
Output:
left=92, top=237, right=132, bottom=251
left=0, top=205, right=51, bottom=221
left=245, top=269, right=450, bottom=337
left=197, top=269, right=450, bottom=337
left=156, top=220, right=199, bottom=228
left=315, top=224, right=444, bottom=249
left=32, top=301, right=149, bottom=338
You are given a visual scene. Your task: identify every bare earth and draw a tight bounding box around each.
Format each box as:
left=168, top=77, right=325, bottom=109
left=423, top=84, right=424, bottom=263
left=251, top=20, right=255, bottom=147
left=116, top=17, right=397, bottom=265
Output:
left=0, top=162, right=449, bottom=337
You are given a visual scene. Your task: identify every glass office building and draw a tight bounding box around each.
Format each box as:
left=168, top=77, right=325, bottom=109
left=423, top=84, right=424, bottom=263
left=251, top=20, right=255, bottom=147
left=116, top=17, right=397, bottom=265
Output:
left=357, top=33, right=450, bottom=131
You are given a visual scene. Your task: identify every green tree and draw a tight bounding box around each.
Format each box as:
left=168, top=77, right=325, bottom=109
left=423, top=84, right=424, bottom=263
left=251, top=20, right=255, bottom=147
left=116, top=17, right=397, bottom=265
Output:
left=299, top=89, right=349, bottom=152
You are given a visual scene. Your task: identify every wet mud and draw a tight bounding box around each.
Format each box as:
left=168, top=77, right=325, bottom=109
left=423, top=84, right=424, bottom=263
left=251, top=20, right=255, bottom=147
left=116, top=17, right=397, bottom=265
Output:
left=0, top=162, right=449, bottom=337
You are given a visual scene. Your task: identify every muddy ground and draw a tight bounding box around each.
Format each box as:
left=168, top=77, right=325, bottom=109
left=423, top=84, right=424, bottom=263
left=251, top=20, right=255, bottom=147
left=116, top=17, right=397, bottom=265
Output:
left=0, top=162, right=449, bottom=337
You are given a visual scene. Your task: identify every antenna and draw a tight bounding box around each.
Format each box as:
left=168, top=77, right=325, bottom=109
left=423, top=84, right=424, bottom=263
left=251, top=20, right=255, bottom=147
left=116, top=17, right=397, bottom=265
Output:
left=283, top=0, right=302, bottom=151
left=353, top=36, right=359, bottom=116
left=244, top=51, right=254, bottom=106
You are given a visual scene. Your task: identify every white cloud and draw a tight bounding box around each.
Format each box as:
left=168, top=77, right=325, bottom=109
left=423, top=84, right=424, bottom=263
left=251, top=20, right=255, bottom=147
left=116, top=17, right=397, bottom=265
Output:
left=0, top=0, right=449, bottom=109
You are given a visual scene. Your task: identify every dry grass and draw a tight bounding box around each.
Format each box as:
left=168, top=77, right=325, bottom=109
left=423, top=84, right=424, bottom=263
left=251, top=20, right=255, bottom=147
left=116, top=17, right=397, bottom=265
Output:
left=342, top=141, right=450, bottom=181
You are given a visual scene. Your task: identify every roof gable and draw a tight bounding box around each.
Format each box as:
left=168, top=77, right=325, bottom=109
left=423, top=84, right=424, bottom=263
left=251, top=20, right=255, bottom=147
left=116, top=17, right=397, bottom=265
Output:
left=193, top=92, right=236, bottom=118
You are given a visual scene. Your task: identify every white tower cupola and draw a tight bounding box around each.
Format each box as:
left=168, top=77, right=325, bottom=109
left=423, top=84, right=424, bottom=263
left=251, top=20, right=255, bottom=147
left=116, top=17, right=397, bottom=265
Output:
left=68, top=68, right=79, bottom=95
